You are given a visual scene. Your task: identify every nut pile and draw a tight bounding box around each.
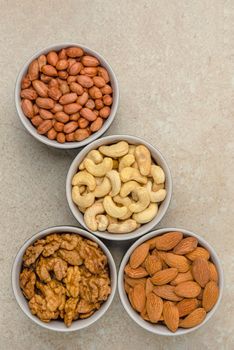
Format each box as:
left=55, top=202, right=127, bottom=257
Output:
left=71, top=141, right=167, bottom=233
left=124, top=231, right=219, bottom=332
left=20, top=233, right=111, bottom=327
left=20, top=47, right=113, bottom=143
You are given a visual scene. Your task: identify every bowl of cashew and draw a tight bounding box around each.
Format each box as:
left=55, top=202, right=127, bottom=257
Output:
left=66, top=135, right=172, bottom=240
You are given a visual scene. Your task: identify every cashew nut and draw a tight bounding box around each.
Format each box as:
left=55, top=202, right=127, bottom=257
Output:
left=106, top=215, right=118, bottom=224
left=107, top=219, right=138, bottom=233
left=95, top=177, right=104, bottom=185
left=129, top=187, right=150, bottom=213
left=119, top=154, right=135, bottom=172
left=94, top=177, right=111, bottom=198
left=79, top=186, right=86, bottom=194
left=135, top=145, right=151, bottom=176
left=120, top=167, right=147, bottom=184
left=84, top=202, right=105, bottom=231
left=84, top=157, right=113, bottom=177
left=103, top=195, right=128, bottom=218
left=79, top=150, right=103, bottom=170
left=132, top=161, right=139, bottom=169
left=78, top=206, right=86, bottom=213
left=99, top=141, right=129, bottom=158
left=96, top=215, right=109, bottom=231
left=133, top=203, right=158, bottom=224
left=113, top=195, right=133, bottom=219
left=128, top=145, right=136, bottom=155
left=106, top=170, right=121, bottom=196
left=145, top=180, right=167, bottom=202
left=72, top=170, right=96, bottom=191
left=151, top=165, right=165, bottom=184
left=120, top=181, right=141, bottom=197
left=72, top=186, right=95, bottom=208
left=152, top=182, right=164, bottom=192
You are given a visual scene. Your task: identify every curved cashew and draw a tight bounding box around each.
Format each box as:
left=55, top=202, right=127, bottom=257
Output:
left=119, top=154, right=135, bottom=172
left=99, top=141, right=129, bottom=158
left=79, top=150, right=103, bottom=170
left=120, top=180, right=141, bottom=197
left=145, top=181, right=167, bottom=202
left=107, top=219, right=138, bottom=233
left=106, top=215, right=118, bottom=224
left=133, top=203, right=158, bottom=224
left=135, top=145, right=151, bottom=176
left=78, top=206, right=86, bottom=213
left=94, top=177, right=111, bottom=197
left=129, top=187, right=150, bottom=213
left=132, top=161, right=139, bottom=169
left=84, top=157, right=113, bottom=177
left=151, top=165, right=165, bottom=184
left=103, top=196, right=128, bottom=218
left=152, top=182, right=164, bottom=192
left=106, top=170, right=121, bottom=196
left=72, top=186, right=95, bottom=208
left=95, top=177, right=104, bottom=185
left=113, top=195, right=133, bottom=219
left=112, top=159, right=119, bottom=169
left=96, top=215, right=109, bottom=231
left=120, top=167, right=147, bottom=184
left=84, top=202, right=105, bottom=231
left=72, top=170, right=96, bottom=191
left=128, top=145, right=136, bottom=155
left=79, top=185, right=86, bottom=194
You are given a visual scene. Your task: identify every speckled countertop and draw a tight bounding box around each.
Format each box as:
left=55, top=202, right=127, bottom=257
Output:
left=0, top=1, right=233, bottom=349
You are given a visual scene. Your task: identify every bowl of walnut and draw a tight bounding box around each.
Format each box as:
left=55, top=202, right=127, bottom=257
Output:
left=15, top=43, right=119, bottom=149
left=12, top=226, right=117, bottom=332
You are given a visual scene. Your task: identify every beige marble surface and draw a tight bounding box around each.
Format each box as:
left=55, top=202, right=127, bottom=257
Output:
left=0, top=0, right=233, bottom=349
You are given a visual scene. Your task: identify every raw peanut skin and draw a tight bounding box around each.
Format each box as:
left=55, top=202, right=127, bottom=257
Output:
left=36, top=97, right=55, bottom=109
left=58, top=70, right=68, bottom=80
left=101, top=84, right=112, bottom=94
left=82, top=55, right=99, bottom=67
left=33, top=104, right=39, bottom=115
left=40, top=74, right=52, bottom=83
left=77, top=92, right=89, bottom=106
left=32, top=80, right=48, bottom=97
left=48, top=87, right=62, bottom=101
left=20, top=88, right=37, bottom=100
left=77, top=75, right=94, bottom=88
left=66, top=47, right=84, bottom=57
left=63, top=121, right=78, bottom=134
left=21, top=75, right=31, bottom=89
left=89, top=86, right=102, bottom=99
left=80, top=67, right=98, bottom=77
left=95, top=99, right=104, bottom=110
left=90, top=117, right=103, bottom=132
left=66, top=132, right=75, bottom=142
left=93, top=76, right=106, bottom=88
left=28, top=60, right=39, bottom=80
left=85, top=99, right=95, bottom=110
left=47, top=51, right=58, bottom=66
left=56, top=132, right=66, bottom=143
left=69, top=62, right=82, bottom=75
left=70, top=113, right=80, bottom=121
left=21, top=99, right=34, bottom=118
left=55, top=112, right=69, bottom=123
left=59, top=81, right=70, bottom=94
left=64, top=103, right=82, bottom=114
left=67, top=75, right=77, bottom=84
left=38, top=55, right=47, bottom=71
left=37, top=120, right=53, bottom=134
left=103, top=94, right=113, bottom=106
left=59, top=93, right=78, bottom=105
left=47, top=128, right=57, bottom=140
left=39, top=109, right=53, bottom=120
left=80, top=108, right=97, bottom=121
left=78, top=118, right=89, bottom=129
left=74, top=129, right=90, bottom=141
left=70, top=82, right=84, bottom=95
left=49, top=79, right=59, bottom=89
left=41, top=65, right=58, bottom=77
left=58, top=48, right=67, bottom=60
left=51, top=103, right=63, bottom=113
left=31, top=115, right=43, bottom=126
left=99, top=106, right=110, bottom=118
left=54, top=122, right=64, bottom=132
left=56, top=59, right=68, bottom=70
left=98, top=67, right=110, bottom=82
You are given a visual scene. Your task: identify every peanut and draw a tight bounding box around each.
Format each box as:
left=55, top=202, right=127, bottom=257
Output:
left=47, top=128, right=57, bottom=140
left=99, top=106, right=111, bottom=118
left=55, top=112, right=69, bottom=123
left=74, top=129, right=90, bottom=141
left=80, top=108, right=97, bottom=121
left=21, top=99, right=34, bottom=118
left=64, top=103, right=82, bottom=114
left=37, top=120, right=53, bottom=134
left=57, top=132, right=66, bottom=143
left=47, top=51, right=58, bottom=67
left=42, top=65, right=58, bottom=77
left=59, top=93, right=78, bottom=105
left=36, top=97, right=55, bottom=109
left=90, top=117, right=103, bottom=132
left=77, top=75, right=94, bottom=88
left=63, top=121, right=78, bottom=134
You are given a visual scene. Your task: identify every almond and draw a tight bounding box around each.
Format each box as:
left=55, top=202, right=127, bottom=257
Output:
left=197, top=289, right=204, bottom=300
left=173, top=237, right=198, bottom=255
left=170, top=270, right=193, bottom=286
left=124, top=282, right=131, bottom=294
left=124, top=276, right=146, bottom=287
left=124, top=264, right=148, bottom=279
left=145, top=237, right=158, bottom=250
left=140, top=307, right=150, bottom=321
left=144, top=254, right=162, bottom=275
left=145, top=278, right=154, bottom=296
left=179, top=308, right=206, bottom=328
left=202, top=281, right=219, bottom=312
left=163, top=301, right=179, bottom=332
left=192, top=258, right=210, bottom=287
left=129, top=243, right=150, bottom=269
left=153, top=285, right=182, bottom=302
left=154, top=231, right=183, bottom=251
left=146, top=292, right=163, bottom=323
left=208, top=262, right=218, bottom=282
left=128, top=288, right=136, bottom=310
left=186, top=247, right=210, bottom=261
left=132, top=284, right=146, bottom=312
left=174, top=281, right=201, bottom=298
left=162, top=252, right=190, bottom=272
left=177, top=298, right=199, bottom=317
left=151, top=268, right=178, bottom=285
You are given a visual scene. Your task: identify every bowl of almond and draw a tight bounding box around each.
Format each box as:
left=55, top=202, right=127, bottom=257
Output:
left=118, top=228, right=223, bottom=335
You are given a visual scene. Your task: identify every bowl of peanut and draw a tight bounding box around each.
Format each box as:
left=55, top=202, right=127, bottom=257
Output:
left=11, top=226, right=117, bottom=332
left=15, top=43, right=119, bottom=149
left=66, top=135, right=172, bottom=240
left=118, top=228, right=223, bottom=336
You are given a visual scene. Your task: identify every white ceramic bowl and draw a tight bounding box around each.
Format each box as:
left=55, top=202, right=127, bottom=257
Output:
left=118, top=227, right=224, bottom=336
left=12, top=225, right=117, bottom=332
left=66, top=135, right=172, bottom=241
left=15, top=43, right=119, bottom=149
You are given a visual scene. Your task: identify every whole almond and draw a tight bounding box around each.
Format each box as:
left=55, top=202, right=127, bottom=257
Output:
left=82, top=55, right=100, bottom=67
left=28, top=60, right=39, bottom=80
left=90, top=117, right=103, bottom=132
left=63, top=121, right=78, bottom=134
left=32, top=80, right=48, bottom=97
left=98, top=67, right=110, bottom=83
left=132, top=284, right=146, bottom=312
left=128, top=288, right=136, bottom=310
left=144, top=255, right=162, bottom=275
left=36, top=97, right=55, bottom=109
left=177, top=298, right=199, bottom=317
left=48, top=87, right=62, bottom=101
left=21, top=99, right=34, bottom=118
left=47, top=51, right=58, bottom=67
left=124, top=264, right=148, bottom=279
left=80, top=108, right=97, bottom=121
left=20, top=88, right=37, bottom=100
left=64, top=103, right=82, bottom=114
left=153, top=285, right=182, bottom=302
left=31, top=115, right=43, bottom=126
left=146, top=293, right=163, bottom=323
left=145, top=237, right=158, bottom=250
left=154, top=231, right=183, bottom=251
left=99, top=106, right=111, bottom=118
left=124, top=276, right=146, bottom=288
left=173, top=237, right=198, bottom=255
left=59, top=93, right=78, bottom=105
left=186, top=247, right=210, bottom=261
left=77, top=75, right=94, bottom=88
left=42, top=65, right=58, bottom=77
left=151, top=268, right=178, bottom=285
left=37, top=120, right=53, bottom=134
left=80, top=67, right=98, bottom=77
left=129, top=243, right=150, bottom=269
left=93, top=76, right=106, bottom=88
left=162, top=252, right=190, bottom=273
left=74, top=129, right=90, bottom=141
left=55, top=112, right=69, bottom=123
left=163, top=301, right=179, bottom=332
left=66, top=47, right=84, bottom=58
left=170, top=270, right=193, bottom=286
left=179, top=308, right=206, bottom=328
left=69, top=62, right=82, bottom=75
left=140, top=307, right=150, bottom=321
left=39, top=109, right=53, bottom=120
left=38, top=55, right=47, bottom=71
left=202, top=281, right=219, bottom=312
left=145, top=278, right=154, bottom=296
left=208, top=262, right=218, bottom=282
left=124, top=282, right=131, bottom=295
left=174, top=281, right=201, bottom=298
left=192, top=258, right=210, bottom=287
left=56, top=59, right=68, bottom=70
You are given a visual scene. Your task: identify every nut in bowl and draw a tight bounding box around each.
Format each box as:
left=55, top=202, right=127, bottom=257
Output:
left=66, top=135, right=172, bottom=240
left=12, top=226, right=117, bottom=332
left=15, top=43, right=119, bottom=149
left=118, top=228, right=223, bottom=336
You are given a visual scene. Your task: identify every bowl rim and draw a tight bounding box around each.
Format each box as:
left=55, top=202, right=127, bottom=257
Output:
left=15, top=42, right=119, bottom=149
left=66, top=134, right=173, bottom=241
left=11, top=225, right=117, bottom=332
left=118, top=227, right=224, bottom=336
